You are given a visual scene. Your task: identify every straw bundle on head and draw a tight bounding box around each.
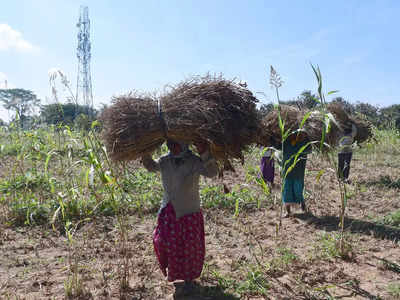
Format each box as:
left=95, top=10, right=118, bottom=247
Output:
left=160, top=75, right=260, bottom=163
left=260, top=105, right=299, bottom=140
left=326, top=102, right=373, bottom=144
left=326, top=102, right=351, bottom=127
left=100, top=93, right=165, bottom=161
left=350, top=115, right=373, bottom=144
left=259, top=103, right=373, bottom=149
left=302, top=111, right=338, bottom=146
left=101, top=75, right=262, bottom=166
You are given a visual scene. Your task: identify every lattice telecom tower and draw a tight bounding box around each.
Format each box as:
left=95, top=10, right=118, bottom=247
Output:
left=76, top=5, right=93, bottom=113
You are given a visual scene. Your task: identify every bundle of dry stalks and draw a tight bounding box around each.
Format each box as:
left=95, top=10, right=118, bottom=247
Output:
left=258, top=105, right=300, bottom=147
left=100, top=93, right=165, bottom=161
left=327, top=102, right=373, bottom=144
left=259, top=103, right=372, bottom=148
left=101, top=75, right=261, bottom=167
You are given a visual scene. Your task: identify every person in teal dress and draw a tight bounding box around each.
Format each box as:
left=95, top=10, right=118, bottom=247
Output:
left=282, top=132, right=311, bottom=217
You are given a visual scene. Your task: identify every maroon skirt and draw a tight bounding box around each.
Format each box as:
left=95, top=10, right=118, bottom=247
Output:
left=153, top=202, right=205, bottom=281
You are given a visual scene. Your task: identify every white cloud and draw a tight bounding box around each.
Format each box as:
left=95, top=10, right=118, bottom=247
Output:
left=0, top=24, right=38, bottom=52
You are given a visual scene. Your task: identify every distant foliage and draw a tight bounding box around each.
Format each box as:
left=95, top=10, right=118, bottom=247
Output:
left=354, top=102, right=379, bottom=124
left=274, top=90, right=319, bottom=110
left=0, top=88, right=41, bottom=128
left=40, top=103, right=97, bottom=129
left=297, top=90, right=319, bottom=109
left=380, top=104, right=400, bottom=129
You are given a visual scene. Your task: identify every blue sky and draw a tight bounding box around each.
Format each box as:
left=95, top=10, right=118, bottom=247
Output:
left=1, top=0, right=399, bottom=121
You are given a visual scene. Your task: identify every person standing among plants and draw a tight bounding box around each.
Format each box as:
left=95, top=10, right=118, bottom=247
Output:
left=337, top=124, right=357, bottom=183
left=282, top=132, right=310, bottom=217
left=260, top=148, right=275, bottom=189
left=141, top=139, right=218, bottom=294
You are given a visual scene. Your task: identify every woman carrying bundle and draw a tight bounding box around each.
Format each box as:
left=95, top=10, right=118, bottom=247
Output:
left=141, top=139, right=218, bottom=294
left=337, top=124, right=357, bottom=183
left=260, top=148, right=275, bottom=189
left=282, top=132, right=311, bottom=217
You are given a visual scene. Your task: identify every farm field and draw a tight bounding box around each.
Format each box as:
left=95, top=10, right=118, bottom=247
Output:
left=0, top=126, right=399, bottom=299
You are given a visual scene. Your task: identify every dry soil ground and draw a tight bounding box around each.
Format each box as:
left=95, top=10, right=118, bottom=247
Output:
left=1, top=149, right=399, bottom=300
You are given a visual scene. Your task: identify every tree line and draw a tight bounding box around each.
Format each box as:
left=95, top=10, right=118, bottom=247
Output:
left=0, top=88, right=97, bottom=129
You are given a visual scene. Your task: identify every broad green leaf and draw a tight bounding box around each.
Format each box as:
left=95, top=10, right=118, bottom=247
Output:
left=45, top=150, right=55, bottom=178
left=91, top=120, right=99, bottom=129
left=315, top=170, right=325, bottom=183
left=278, top=113, right=284, bottom=132
left=85, top=167, right=90, bottom=187
left=299, top=111, right=312, bottom=130
left=327, top=90, right=339, bottom=95
left=312, top=96, right=321, bottom=103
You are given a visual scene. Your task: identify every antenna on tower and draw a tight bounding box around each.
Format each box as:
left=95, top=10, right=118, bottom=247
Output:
left=76, top=5, right=93, bottom=115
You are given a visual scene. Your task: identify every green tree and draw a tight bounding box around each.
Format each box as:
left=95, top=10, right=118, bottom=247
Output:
left=279, top=91, right=319, bottom=110
left=354, top=102, right=379, bottom=126
left=380, top=104, right=400, bottom=129
left=40, top=103, right=97, bottom=128
left=0, top=88, right=40, bottom=127
left=298, top=90, right=319, bottom=109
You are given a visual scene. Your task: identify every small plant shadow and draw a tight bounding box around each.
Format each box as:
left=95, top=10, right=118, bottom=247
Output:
left=334, top=279, right=382, bottom=300
left=296, top=213, right=400, bottom=242
left=361, top=175, right=400, bottom=189
left=173, top=282, right=240, bottom=300
left=374, top=256, right=400, bottom=274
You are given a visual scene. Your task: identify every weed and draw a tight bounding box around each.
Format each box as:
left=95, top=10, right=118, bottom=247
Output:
left=245, top=164, right=260, bottom=184
left=203, top=264, right=269, bottom=298
left=63, top=222, right=90, bottom=299
left=115, top=215, right=132, bottom=297
left=121, top=167, right=162, bottom=212
left=314, top=232, right=354, bottom=260
left=64, top=274, right=86, bottom=299
left=201, top=184, right=259, bottom=215
left=379, top=210, right=400, bottom=227
left=388, top=282, right=400, bottom=298
left=201, top=185, right=229, bottom=208
left=276, top=247, right=297, bottom=265
left=266, top=247, right=297, bottom=275
left=0, top=173, right=52, bottom=193
left=237, top=267, right=270, bottom=296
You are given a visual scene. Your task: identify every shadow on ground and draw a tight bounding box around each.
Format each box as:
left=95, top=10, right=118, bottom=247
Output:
left=360, top=175, right=400, bottom=189
left=333, top=281, right=383, bottom=300
left=296, top=213, right=400, bottom=242
left=173, top=282, right=240, bottom=300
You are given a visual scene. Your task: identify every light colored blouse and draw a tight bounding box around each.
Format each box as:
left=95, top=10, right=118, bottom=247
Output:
left=142, top=150, right=218, bottom=219
left=338, top=124, right=357, bottom=153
